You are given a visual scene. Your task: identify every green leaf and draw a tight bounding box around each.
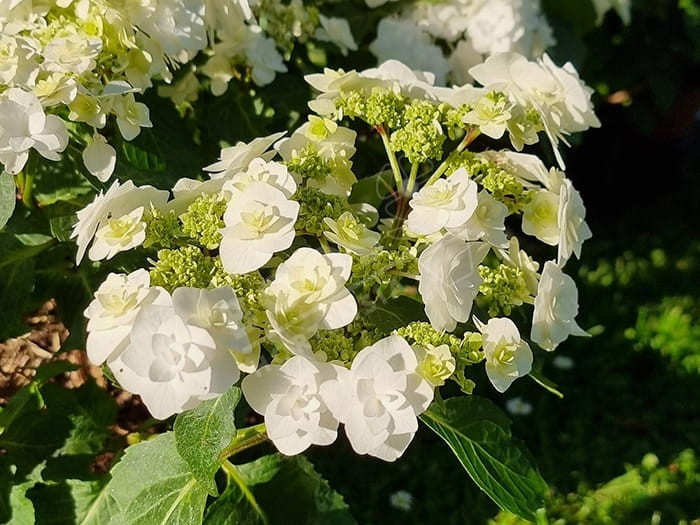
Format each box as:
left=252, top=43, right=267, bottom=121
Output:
left=120, top=141, right=167, bottom=172
left=348, top=170, right=394, bottom=209
left=253, top=455, right=356, bottom=525
left=27, top=478, right=110, bottom=525
left=8, top=479, right=36, bottom=525
left=174, top=386, right=241, bottom=496
left=420, top=396, right=547, bottom=521
left=365, top=295, right=427, bottom=333
left=106, top=432, right=208, bottom=525
left=206, top=455, right=356, bottom=525
left=0, top=383, right=42, bottom=435
left=41, top=380, right=118, bottom=456
left=0, top=405, right=73, bottom=478
left=0, top=171, right=16, bottom=230
left=49, top=215, right=77, bottom=242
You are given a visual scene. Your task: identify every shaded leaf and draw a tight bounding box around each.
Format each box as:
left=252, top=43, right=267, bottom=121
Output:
left=365, top=295, right=427, bottom=333
left=0, top=383, right=42, bottom=435
left=420, top=396, right=547, bottom=521
left=253, top=455, right=356, bottom=525
left=41, top=380, right=118, bottom=456
left=0, top=171, right=16, bottom=230
left=348, top=170, right=394, bottom=209
left=0, top=407, right=73, bottom=478
left=174, top=386, right=241, bottom=496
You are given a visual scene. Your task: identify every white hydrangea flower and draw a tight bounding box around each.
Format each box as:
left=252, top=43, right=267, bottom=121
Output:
left=406, top=168, right=478, bottom=236
left=465, top=0, right=553, bottom=57
left=129, top=0, right=207, bottom=63
left=521, top=189, right=560, bottom=245
left=219, top=181, right=299, bottom=274
left=323, top=211, right=381, bottom=256
left=320, top=335, right=434, bottom=462
left=42, top=33, right=102, bottom=75
left=88, top=206, right=147, bottom=261
left=469, top=52, right=599, bottom=168
left=448, top=39, right=483, bottom=85
left=448, top=190, right=508, bottom=247
left=84, top=269, right=168, bottom=365
left=242, top=356, right=341, bottom=455
left=204, top=132, right=286, bottom=180
left=172, top=287, right=252, bottom=356
left=264, top=291, right=325, bottom=357
left=531, top=261, right=588, bottom=351
left=461, top=92, right=513, bottom=139
left=497, top=236, right=540, bottom=297
left=110, top=298, right=242, bottom=420
left=415, top=344, right=456, bottom=387
left=223, top=158, right=297, bottom=198
left=557, top=179, right=592, bottom=266
left=70, top=179, right=169, bottom=264
left=266, top=247, right=357, bottom=336
left=369, top=19, right=450, bottom=86
left=244, top=25, right=287, bottom=86
left=82, top=134, right=117, bottom=182
left=0, top=88, right=68, bottom=174
left=111, top=93, right=152, bottom=141
left=315, top=15, right=358, bottom=56
left=474, top=316, right=533, bottom=393
left=418, top=235, right=490, bottom=332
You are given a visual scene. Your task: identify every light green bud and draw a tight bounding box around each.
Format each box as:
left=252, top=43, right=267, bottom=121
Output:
left=391, top=100, right=445, bottom=164
left=180, top=193, right=227, bottom=249
left=294, top=186, right=353, bottom=236
left=143, top=208, right=181, bottom=249
left=478, top=264, right=531, bottom=316
left=149, top=246, right=232, bottom=292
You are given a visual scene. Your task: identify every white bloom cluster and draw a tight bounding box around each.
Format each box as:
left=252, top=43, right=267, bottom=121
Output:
left=243, top=335, right=434, bottom=461
left=369, top=0, right=555, bottom=85
left=0, top=0, right=357, bottom=181
left=84, top=269, right=254, bottom=419
left=74, top=55, right=596, bottom=463
left=0, top=0, right=210, bottom=178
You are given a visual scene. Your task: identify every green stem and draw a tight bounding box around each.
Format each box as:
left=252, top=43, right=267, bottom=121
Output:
left=222, top=460, right=270, bottom=525
left=405, top=162, right=419, bottom=195
left=219, top=423, right=268, bottom=461
left=425, top=127, right=480, bottom=187
left=319, top=236, right=332, bottom=254
left=377, top=126, right=403, bottom=192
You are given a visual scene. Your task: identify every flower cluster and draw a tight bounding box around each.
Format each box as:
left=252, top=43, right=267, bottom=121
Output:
left=0, top=0, right=357, bottom=181
left=74, top=54, right=595, bottom=461
left=368, top=0, right=555, bottom=86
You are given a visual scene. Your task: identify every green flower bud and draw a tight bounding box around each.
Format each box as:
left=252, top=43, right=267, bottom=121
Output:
left=149, top=246, right=232, bottom=292
left=294, top=186, right=353, bottom=236
left=180, top=193, right=227, bottom=249
left=391, top=100, right=445, bottom=164
left=143, top=208, right=181, bottom=249
left=478, top=264, right=531, bottom=316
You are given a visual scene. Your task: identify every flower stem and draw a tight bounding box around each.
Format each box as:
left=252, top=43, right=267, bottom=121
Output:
left=405, top=162, right=419, bottom=195
left=219, top=423, right=268, bottom=461
left=377, top=125, right=403, bottom=192
left=425, top=127, right=480, bottom=187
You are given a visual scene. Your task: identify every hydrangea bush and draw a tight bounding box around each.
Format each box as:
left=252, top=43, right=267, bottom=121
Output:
left=0, top=0, right=599, bottom=524
left=64, top=50, right=597, bottom=521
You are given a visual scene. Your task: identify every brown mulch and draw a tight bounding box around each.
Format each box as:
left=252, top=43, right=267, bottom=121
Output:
left=0, top=299, right=156, bottom=439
